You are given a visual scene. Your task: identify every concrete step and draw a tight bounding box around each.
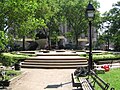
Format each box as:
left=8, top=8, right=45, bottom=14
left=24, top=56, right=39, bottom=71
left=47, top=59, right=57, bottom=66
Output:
left=24, top=59, right=87, bottom=63
left=21, top=59, right=88, bottom=69
left=21, top=64, right=88, bottom=69
left=27, top=56, right=86, bottom=60
left=19, top=51, right=36, bottom=54
left=36, top=53, right=79, bottom=56
left=22, top=62, right=88, bottom=66
left=21, top=51, right=88, bottom=69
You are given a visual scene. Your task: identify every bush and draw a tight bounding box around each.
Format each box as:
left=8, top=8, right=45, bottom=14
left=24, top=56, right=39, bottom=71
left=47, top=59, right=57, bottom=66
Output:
left=0, top=70, right=21, bottom=81
left=0, top=54, right=13, bottom=66
left=93, top=54, right=120, bottom=61
left=81, top=52, right=120, bottom=61
left=0, top=53, right=29, bottom=66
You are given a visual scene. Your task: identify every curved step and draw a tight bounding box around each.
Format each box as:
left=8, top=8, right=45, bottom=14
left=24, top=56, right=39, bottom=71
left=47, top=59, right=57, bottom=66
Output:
left=27, top=56, right=86, bottom=60
left=22, top=62, right=88, bottom=66
left=37, top=53, right=79, bottom=56
left=21, top=51, right=88, bottom=69
left=21, top=65, right=88, bottom=69
left=24, top=59, right=88, bottom=63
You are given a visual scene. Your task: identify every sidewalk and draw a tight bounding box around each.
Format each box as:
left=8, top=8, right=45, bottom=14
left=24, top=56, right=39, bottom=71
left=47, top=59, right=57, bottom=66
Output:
left=9, top=69, right=75, bottom=90
left=8, top=63, right=120, bottom=90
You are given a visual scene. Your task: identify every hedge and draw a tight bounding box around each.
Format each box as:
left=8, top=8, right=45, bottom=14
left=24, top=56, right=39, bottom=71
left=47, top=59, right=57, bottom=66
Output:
left=80, top=53, right=120, bottom=61
left=0, top=53, right=29, bottom=66
left=92, top=54, right=120, bottom=61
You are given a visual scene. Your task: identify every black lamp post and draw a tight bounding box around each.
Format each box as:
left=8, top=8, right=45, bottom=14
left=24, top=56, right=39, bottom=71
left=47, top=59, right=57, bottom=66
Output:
left=86, top=3, right=95, bottom=72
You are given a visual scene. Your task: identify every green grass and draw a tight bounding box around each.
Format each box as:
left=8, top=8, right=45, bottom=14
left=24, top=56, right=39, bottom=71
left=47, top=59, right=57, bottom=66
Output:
left=95, top=68, right=120, bottom=90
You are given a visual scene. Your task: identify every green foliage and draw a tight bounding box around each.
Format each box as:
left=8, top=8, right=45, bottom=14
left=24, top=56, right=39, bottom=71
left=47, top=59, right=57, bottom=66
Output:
left=51, top=31, right=58, bottom=43
left=0, top=31, right=8, bottom=52
left=65, top=32, right=73, bottom=41
left=0, top=70, right=21, bottom=81
left=0, top=54, right=13, bottom=66
left=0, top=53, right=29, bottom=66
left=102, top=1, right=120, bottom=51
left=92, top=54, right=120, bottom=61
left=60, top=0, right=100, bottom=48
left=0, top=0, right=101, bottom=50
left=82, top=53, right=120, bottom=61
left=114, top=32, right=120, bottom=51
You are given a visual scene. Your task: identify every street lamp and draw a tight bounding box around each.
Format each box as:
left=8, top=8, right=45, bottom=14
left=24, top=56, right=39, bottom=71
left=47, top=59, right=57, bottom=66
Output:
left=86, top=3, right=95, bottom=72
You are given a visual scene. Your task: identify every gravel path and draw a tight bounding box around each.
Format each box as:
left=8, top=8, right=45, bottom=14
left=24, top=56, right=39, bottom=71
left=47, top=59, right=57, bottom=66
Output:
left=9, top=69, right=75, bottom=90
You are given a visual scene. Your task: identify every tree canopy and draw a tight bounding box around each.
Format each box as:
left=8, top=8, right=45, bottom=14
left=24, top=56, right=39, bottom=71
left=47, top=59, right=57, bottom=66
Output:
left=101, top=1, right=120, bottom=51
left=0, top=0, right=101, bottom=50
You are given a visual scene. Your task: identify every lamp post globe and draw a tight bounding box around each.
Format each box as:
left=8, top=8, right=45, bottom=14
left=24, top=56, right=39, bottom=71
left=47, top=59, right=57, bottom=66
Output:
left=86, top=3, right=95, bottom=73
left=86, top=3, right=95, bottom=20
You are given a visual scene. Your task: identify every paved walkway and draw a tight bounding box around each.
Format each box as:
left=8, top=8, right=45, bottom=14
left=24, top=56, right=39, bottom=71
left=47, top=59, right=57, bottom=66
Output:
left=8, top=63, right=120, bottom=90
left=9, top=69, right=75, bottom=90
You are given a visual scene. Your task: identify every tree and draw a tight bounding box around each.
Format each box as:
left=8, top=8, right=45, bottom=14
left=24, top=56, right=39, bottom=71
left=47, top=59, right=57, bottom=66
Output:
left=1, top=0, right=101, bottom=51
left=35, top=0, right=61, bottom=49
left=1, top=0, right=46, bottom=50
left=59, top=0, right=100, bottom=49
left=102, top=1, right=120, bottom=51
left=0, top=31, right=8, bottom=52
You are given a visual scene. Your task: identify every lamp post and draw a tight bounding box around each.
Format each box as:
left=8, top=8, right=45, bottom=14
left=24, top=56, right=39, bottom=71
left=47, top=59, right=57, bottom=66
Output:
left=86, top=3, right=95, bottom=73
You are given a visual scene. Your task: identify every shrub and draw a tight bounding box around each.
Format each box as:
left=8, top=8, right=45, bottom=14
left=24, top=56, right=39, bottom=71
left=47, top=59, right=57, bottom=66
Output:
left=1, top=70, right=21, bottom=81
left=93, top=54, right=120, bottom=61
left=0, top=53, right=29, bottom=66
left=0, top=54, right=13, bottom=66
left=81, top=53, right=120, bottom=61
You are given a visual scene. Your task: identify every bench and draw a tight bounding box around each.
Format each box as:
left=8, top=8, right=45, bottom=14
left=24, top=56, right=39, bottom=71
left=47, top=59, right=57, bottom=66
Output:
left=79, top=77, right=93, bottom=90
left=72, top=68, right=115, bottom=90
left=89, top=70, right=112, bottom=90
left=71, top=73, right=82, bottom=89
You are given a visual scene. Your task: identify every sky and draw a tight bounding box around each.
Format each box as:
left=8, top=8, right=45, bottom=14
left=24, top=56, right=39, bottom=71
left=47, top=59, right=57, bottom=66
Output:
left=97, top=0, right=119, bottom=14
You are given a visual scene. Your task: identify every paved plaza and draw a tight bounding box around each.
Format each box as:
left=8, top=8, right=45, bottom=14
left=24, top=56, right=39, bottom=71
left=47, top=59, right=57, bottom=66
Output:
left=9, top=69, right=75, bottom=90
left=6, top=50, right=120, bottom=90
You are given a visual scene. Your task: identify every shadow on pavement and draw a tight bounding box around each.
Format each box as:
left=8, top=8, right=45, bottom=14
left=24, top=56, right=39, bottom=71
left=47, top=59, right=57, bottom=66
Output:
left=44, top=81, right=71, bottom=89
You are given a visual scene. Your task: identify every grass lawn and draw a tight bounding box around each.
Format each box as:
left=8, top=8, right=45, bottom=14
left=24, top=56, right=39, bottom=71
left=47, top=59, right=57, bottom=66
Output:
left=95, top=68, right=120, bottom=90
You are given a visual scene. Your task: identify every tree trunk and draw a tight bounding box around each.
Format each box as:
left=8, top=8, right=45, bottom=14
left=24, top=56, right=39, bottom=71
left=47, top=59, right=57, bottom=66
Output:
left=47, top=34, right=51, bottom=50
left=75, top=35, right=78, bottom=49
left=23, top=36, right=25, bottom=51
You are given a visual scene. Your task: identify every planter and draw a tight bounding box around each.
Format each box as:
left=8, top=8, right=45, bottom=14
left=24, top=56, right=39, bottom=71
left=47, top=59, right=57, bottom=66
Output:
left=14, top=63, right=21, bottom=70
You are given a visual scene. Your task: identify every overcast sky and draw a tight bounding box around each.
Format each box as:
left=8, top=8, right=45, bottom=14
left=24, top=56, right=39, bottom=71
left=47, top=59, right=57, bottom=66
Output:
left=97, top=0, right=119, bottom=14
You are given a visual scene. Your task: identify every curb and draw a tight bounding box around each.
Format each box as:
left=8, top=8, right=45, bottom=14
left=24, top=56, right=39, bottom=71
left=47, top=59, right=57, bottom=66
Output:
left=9, top=71, right=28, bottom=87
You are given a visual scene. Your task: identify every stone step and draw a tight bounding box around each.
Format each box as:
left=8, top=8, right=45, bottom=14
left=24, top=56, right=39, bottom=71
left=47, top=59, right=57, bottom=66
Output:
left=21, top=64, right=88, bottom=69
left=22, top=62, right=88, bottom=66
left=36, top=53, right=79, bottom=56
left=21, top=51, right=88, bottom=69
left=27, top=56, right=86, bottom=60
left=19, top=51, right=36, bottom=54
left=24, top=59, right=87, bottom=63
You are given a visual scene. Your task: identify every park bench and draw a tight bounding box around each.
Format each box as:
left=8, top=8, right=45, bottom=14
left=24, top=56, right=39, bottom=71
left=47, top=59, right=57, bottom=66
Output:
left=71, top=67, right=115, bottom=90
left=71, top=73, right=82, bottom=89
